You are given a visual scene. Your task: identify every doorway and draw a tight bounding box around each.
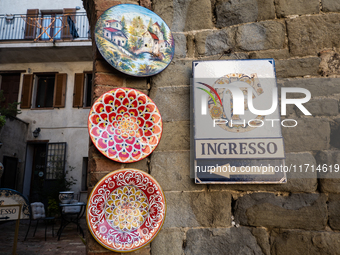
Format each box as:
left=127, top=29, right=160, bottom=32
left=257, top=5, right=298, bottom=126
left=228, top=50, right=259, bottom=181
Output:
left=0, top=156, right=18, bottom=189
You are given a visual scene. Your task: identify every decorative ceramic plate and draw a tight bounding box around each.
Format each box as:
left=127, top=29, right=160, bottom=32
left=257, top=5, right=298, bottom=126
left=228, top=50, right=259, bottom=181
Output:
left=87, top=169, right=166, bottom=252
left=95, top=4, right=175, bottom=77
left=88, top=88, right=162, bottom=163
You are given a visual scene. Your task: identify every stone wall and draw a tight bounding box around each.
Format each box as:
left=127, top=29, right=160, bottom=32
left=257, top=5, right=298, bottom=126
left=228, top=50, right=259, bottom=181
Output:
left=82, top=0, right=340, bottom=254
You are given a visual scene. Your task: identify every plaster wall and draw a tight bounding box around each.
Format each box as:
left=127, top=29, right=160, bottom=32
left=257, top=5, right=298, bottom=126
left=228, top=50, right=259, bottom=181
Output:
left=0, top=61, right=92, bottom=195
left=0, top=0, right=86, bottom=15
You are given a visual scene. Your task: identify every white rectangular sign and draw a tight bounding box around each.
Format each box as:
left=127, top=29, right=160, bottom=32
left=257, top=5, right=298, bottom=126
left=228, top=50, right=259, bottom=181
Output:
left=195, top=138, right=284, bottom=159
left=192, top=59, right=286, bottom=184
left=0, top=204, right=21, bottom=221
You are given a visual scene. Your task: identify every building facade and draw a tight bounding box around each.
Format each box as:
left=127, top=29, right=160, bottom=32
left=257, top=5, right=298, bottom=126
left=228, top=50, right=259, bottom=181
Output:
left=0, top=0, right=92, bottom=203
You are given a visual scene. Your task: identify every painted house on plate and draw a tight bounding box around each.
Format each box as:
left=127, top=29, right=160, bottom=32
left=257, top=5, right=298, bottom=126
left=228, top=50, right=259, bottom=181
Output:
left=0, top=0, right=92, bottom=204
left=105, top=19, right=122, bottom=30
left=103, top=27, right=127, bottom=47
left=142, top=30, right=159, bottom=54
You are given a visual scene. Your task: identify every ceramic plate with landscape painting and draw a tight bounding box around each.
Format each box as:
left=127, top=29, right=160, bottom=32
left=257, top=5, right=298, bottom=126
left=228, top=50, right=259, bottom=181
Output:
left=95, top=4, right=175, bottom=77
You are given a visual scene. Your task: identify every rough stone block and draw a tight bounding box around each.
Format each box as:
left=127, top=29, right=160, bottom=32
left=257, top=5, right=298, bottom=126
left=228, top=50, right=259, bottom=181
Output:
left=252, top=228, right=271, bottom=255
left=215, top=0, right=259, bottom=27
left=236, top=21, right=285, bottom=51
left=258, top=0, right=276, bottom=21
left=275, top=57, right=321, bottom=78
left=126, top=78, right=148, bottom=90
left=153, top=0, right=213, bottom=32
left=151, top=228, right=185, bottom=255
left=140, top=0, right=152, bottom=9
left=195, top=28, right=236, bottom=56
left=173, top=33, right=186, bottom=58
left=319, top=179, right=340, bottom=193
left=184, top=0, right=214, bottom=31
left=330, top=118, right=340, bottom=149
left=185, top=228, right=263, bottom=255
left=200, top=52, right=249, bottom=60
left=274, top=0, right=319, bottom=18
left=328, top=194, right=340, bottom=230
left=234, top=193, right=327, bottom=230
left=89, top=172, right=110, bottom=187
left=296, top=99, right=338, bottom=116
left=86, top=229, right=109, bottom=253
left=94, top=60, right=116, bottom=73
left=187, top=34, right=195, bottom=58
left=215, top=0, right=275, bottom=28
left=282, top=118, right=330, bottom=152
left=315, top=151, right=340, bottom=192
left=149, top=86, right=190, bottom=121
left=210, top=152, right=317, bottom=193
left=153, top=0, right=173, bottom=30
left=94, top=73, right=124, bottom=87
left=164, top=191, right=231, bottom=228
left=150, top=151, right=203, bottom=191
left=249, top=49, right=290, bottom=60
left=287, top=14, right=340, bottom=57
left=319, top=50, right=340, bottom=76
left=322, top=0, right=340, bottom=12
left=271, top=230, right=340, bottom=255
left=151, top=60, right=191, bottom=87
left=122, top=157, right=149, bottom=173
left=88, top=155, right=122, bottom=172
left=278, top=78, right=340, bottom=98
left=155, top=121, right=190, bottom=151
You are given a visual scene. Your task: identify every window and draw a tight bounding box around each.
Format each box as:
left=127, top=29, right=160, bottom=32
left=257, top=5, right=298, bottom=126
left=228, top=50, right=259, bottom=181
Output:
left=24, top=8, right=77, bottom=41
left=21, top=73, right=67, bottom=109
left=41, top=12, right=62, bottom=40
left=46, top=143, right=66, bottom=180
left=35, top=74, right=55, bottom=107
left=73, top=72, right=92, bottom=108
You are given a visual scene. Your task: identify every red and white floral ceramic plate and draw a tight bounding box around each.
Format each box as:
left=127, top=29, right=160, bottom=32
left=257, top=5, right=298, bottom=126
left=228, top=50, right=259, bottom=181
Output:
left=86, top=169, right=166, bottom=253
left=88, top=88, right=162, bottom=163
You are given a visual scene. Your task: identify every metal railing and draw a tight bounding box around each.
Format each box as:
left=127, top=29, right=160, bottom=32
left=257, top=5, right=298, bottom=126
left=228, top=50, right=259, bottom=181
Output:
left=0, top=12, right=90, bottom=41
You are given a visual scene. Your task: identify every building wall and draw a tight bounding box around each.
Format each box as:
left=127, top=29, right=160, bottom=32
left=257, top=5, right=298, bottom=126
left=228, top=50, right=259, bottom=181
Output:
left=0, top=0, right=86, bottom=15
left=83, top=0, right=340, bottom=254
left=0, top=117, right=28, bottom=193
left=0, top=61, right=92, bottom=196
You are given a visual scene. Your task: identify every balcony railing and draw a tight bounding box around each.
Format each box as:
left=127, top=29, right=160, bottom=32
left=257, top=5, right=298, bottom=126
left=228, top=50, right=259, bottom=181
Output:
left=0, top=12, right=90, bottom=41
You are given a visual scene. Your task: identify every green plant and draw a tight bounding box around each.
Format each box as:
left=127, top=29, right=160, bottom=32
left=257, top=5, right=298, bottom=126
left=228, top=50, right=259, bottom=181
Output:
left=0, top=90, right=21, bottom=117
left=45, top=165, right=77, bottom=217
left=0, top=90, right=21, bottom=129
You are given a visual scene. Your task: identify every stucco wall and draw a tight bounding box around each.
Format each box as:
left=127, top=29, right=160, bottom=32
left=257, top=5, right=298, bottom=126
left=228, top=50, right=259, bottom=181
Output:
left=83, top=0, right=340, bottom=254
left=0, top=61, right=92, bottom=196
left=0, top=117, right=28, bottom=193
left=0, top=0, right=86, bottom=15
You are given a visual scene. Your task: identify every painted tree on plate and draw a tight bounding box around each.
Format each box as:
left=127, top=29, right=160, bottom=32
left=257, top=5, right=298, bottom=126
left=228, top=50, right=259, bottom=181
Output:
left=129, top=16, right=145, bottom=51
left=160, top=22, right=168, bottom=41
left=147, top=18, right=153, bottom=33
left=121, top=16, right=128, bottom=35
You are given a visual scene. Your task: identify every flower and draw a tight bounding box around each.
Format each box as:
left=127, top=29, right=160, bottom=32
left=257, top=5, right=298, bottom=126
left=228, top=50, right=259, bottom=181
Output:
left=105, top=186, right=149, bottom=231
left=89, top=88, right=162, bottom=163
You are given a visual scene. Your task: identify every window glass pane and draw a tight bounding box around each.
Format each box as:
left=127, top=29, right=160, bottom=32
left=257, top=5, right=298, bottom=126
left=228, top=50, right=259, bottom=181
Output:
left=46, top=143, right=66, bottom=180
left=54, top=15, right=62, bottom=39
left=85, top=73, right=92, bottom=107
left=36, top=75, right=55, bottom=108
left=41, top=15, right=51, bottom=40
